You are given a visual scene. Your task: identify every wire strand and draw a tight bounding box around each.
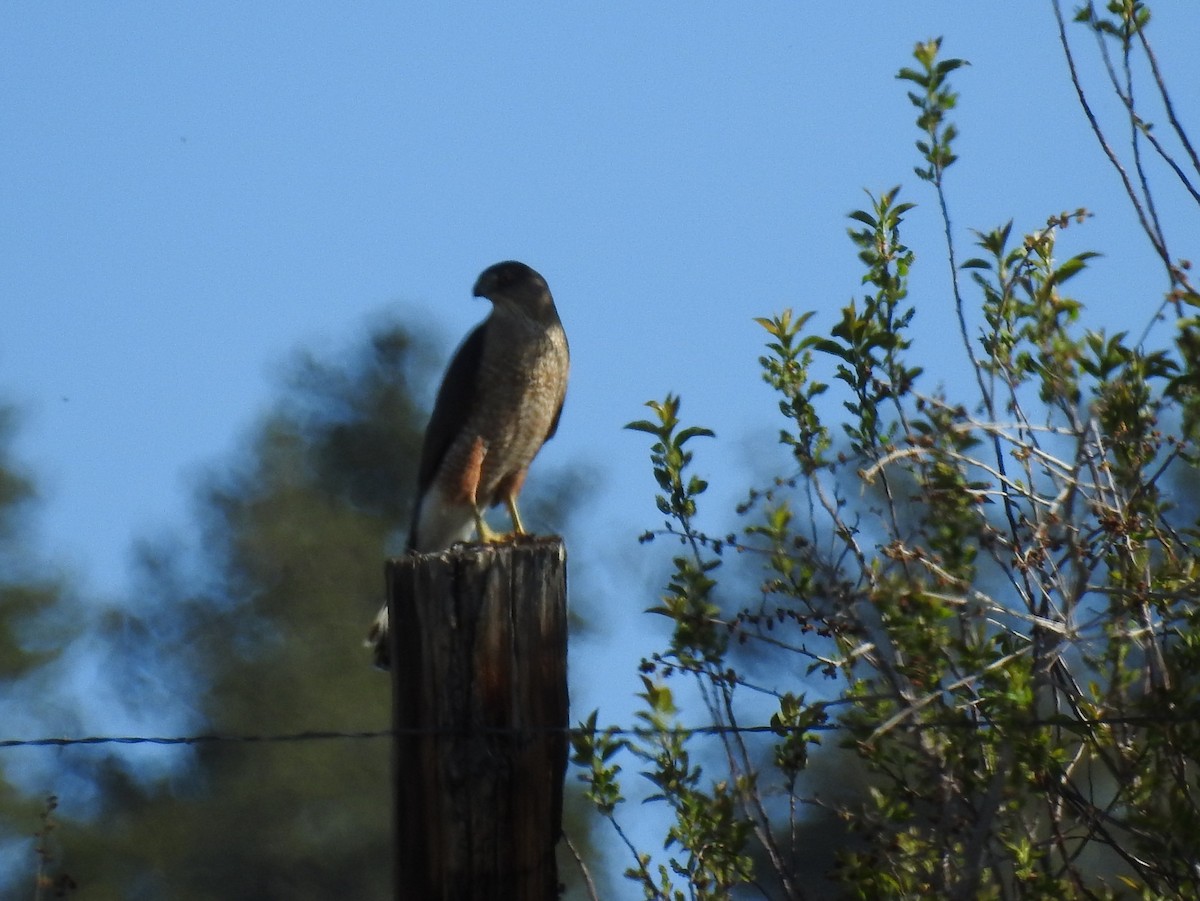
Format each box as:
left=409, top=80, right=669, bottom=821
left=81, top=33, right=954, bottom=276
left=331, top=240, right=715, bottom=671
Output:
left=1, top=713, right=1193, bottom=750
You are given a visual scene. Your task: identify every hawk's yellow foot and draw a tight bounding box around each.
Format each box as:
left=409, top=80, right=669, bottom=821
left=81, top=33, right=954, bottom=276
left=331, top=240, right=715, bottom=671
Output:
left=473, top=509, right=506, bottom=544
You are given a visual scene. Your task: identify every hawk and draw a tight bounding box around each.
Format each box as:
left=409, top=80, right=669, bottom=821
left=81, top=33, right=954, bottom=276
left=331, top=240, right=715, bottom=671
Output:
left=367, top=261, right=570, bottom=668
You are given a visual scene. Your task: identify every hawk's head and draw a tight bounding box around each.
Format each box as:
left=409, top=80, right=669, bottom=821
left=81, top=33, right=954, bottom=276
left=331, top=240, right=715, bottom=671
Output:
left=474, top=261, right=557, bottom=322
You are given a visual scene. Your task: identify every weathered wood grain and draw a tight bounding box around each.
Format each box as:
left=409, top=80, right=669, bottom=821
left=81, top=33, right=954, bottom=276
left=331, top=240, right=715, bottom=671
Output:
left=389, top=538, right=568, bottom=900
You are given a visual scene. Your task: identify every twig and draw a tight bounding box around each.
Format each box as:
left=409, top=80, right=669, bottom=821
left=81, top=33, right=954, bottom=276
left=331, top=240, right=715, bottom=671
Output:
left=564, top=832, right=601, bottom=901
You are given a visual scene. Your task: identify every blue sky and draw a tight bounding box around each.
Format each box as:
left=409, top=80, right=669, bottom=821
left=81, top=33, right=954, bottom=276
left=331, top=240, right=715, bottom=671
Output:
left=2, top=0, right=1199, bottom=881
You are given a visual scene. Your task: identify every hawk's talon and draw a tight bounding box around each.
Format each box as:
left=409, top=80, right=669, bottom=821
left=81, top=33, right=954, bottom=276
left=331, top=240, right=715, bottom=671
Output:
left=474, top=527, right=528, bottom=545
left=473, top=510, right=504, bottom=544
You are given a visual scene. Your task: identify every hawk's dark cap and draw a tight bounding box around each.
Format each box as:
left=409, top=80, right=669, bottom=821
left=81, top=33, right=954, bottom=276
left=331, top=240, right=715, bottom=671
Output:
left=473, top=260, right=557, bottom=320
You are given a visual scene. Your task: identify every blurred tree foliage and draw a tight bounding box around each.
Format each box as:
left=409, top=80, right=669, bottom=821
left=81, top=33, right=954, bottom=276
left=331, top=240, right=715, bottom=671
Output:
left=60, top=324, right=425, bottom=899
left=0, top=406, right=63, bottom=679
left=0, top=406, right=74, bottom=889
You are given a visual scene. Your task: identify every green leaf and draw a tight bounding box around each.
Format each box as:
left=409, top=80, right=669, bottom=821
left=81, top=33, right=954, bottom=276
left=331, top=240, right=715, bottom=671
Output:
left=1049, top=251, right=1101, bottom=286
left=810, top=338, right=850, bottom=360
left=676, top=426, right=716, bottom=444
left=936, top=58, right=968, bottom=75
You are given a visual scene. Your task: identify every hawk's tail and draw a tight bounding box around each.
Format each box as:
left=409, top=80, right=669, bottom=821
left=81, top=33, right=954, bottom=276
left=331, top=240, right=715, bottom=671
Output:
left=365, top=605, right=390, bottom=670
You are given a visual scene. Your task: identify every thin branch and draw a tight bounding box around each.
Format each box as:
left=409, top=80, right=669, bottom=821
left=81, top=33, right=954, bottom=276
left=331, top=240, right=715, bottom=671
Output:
left=564, top=832, right=602, bottom=901
left=1138, top=28, right=1200, bottom=182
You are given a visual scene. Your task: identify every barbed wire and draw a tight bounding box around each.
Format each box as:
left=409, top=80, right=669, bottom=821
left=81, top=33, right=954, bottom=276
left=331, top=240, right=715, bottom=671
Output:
left=0, top=729, right=393, bottom=750
left=1, top=712, right=1194, bottom=751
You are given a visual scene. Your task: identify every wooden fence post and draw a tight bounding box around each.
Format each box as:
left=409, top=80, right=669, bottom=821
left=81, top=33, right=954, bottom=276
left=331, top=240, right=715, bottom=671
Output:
left=388, top=537, right=568, bottom=900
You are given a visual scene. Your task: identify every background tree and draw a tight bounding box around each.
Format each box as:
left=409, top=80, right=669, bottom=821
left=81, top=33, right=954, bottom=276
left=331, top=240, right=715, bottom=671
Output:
left=0, top=325, right=418, bottom=898
left=0, top=405, right=76, bottom=892
left=62, top=325, right=421, bottom=899
left=577, top=5, right=1200, bottom=898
